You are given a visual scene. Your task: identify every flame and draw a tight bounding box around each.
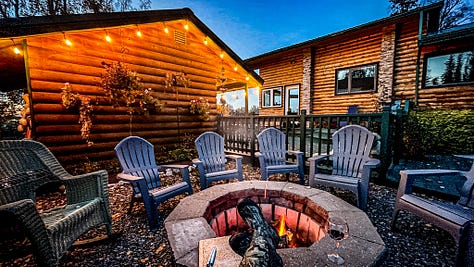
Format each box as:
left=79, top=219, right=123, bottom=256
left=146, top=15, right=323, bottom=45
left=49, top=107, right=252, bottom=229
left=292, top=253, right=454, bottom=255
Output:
left=278, top=214, right=286, bottom=236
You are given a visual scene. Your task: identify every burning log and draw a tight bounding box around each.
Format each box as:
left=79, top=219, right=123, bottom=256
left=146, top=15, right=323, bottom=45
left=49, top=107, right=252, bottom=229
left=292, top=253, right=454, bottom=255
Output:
left=229, top=198, right=283, bottom=267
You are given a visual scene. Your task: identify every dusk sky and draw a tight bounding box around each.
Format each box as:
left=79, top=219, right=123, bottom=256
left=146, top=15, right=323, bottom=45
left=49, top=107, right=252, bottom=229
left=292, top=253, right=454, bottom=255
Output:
left=151, top=0, right=397, bottom=59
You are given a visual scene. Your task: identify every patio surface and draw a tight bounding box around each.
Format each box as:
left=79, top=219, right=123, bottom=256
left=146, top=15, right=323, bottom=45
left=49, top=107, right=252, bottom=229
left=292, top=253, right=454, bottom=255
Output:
left=0, top=163, right=459, bottom=266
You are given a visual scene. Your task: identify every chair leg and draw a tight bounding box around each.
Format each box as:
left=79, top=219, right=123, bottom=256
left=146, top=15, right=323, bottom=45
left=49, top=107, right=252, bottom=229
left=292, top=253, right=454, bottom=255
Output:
left=391, top=207, right=400, bottom=230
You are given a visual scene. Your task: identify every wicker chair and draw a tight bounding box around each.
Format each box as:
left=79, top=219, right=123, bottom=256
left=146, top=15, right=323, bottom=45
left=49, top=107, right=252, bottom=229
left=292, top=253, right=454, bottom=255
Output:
left=0, top=139, right=113, bottom=266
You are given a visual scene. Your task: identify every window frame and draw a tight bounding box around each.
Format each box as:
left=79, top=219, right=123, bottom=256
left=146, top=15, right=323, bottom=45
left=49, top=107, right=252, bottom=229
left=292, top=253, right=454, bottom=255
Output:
left=261, top=87, right=282, bottom=108
left=422, top=48, right=474, bottom=89
left=335, top=63, right=378, bottom=95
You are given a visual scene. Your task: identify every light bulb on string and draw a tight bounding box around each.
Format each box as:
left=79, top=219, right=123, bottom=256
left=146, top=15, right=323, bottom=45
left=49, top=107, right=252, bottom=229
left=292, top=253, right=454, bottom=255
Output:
left=220, top=52, right=224, bottom=59
left=233, top=65, right=238, bottom=71
left=184, top=20, right=189, bottom=31
left=163, top=23, right=169, bottom=34
left=104, top=30, right=112, bottom=42
left=136, top=25, right=142, bottom=37
left=11, top=39, right=21, bottom=55
left=203, top=37, right=208, bottom=45
left=63, top=33, right=72, bottom=46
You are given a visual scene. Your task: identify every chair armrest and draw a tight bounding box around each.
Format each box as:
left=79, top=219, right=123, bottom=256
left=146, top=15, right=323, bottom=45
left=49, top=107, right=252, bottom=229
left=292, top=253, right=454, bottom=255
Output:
left=0, top=199, right=52, bottom=253
left=360, top=158, right=381, bottom=186
left=226, top=154, right=243, bottom=161
left=161, top=164, right=192, bottom=187
left=308, top=155, right=330, bottom=166
left=255, top=152, right=262, bottom=158
left=287, top=150, right=303, bottom=156
left=117, top=172, right=144, bottom=182
left=397, top=169, right=463, bottom=200
left=364, top=158, right=381, bottom=168
left=62, top=170, right=109, bottom=205
left=308, top=155, right=331, bottom=187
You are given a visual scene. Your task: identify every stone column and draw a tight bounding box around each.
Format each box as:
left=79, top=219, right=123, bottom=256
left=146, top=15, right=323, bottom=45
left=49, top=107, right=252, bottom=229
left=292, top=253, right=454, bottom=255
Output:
left=377, top=25, right=396, bottom=111
left=301, top=47, right=313, bottom=114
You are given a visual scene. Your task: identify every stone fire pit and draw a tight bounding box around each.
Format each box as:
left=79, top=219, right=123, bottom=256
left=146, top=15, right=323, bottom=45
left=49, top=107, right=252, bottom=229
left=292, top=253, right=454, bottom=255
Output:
left=165, top=181, right=385, bottom=266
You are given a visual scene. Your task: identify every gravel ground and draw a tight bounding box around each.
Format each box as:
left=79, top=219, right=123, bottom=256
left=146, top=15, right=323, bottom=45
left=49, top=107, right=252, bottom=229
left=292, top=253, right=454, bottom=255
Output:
left=0, top=164, right=459, bottom=267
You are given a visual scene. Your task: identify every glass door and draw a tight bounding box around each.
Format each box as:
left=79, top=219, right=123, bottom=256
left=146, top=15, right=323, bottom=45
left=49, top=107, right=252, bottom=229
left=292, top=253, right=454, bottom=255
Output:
left=285, top=85, right=300, bottom=115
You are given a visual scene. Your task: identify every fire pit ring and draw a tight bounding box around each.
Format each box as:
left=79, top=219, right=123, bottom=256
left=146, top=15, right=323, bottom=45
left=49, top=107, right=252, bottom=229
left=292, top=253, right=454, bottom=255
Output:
left=165, top=181, right=385, bottom=266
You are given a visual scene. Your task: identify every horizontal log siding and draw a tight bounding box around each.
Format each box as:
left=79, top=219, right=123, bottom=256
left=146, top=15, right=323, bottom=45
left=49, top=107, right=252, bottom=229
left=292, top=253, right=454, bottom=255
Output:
left=392, top=18, right=419, bottom=102
left=26, top=22, right=230, bottom=163
left=417, top=44, right=474, bottom=109
left=312, top=28, right=382, bottom=114
left=256, top=51, right=303, bottom=115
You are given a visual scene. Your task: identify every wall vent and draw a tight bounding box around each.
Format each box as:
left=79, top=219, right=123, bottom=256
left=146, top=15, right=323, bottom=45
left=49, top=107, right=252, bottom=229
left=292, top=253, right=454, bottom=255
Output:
left=174, top=30, right=186, bottom=45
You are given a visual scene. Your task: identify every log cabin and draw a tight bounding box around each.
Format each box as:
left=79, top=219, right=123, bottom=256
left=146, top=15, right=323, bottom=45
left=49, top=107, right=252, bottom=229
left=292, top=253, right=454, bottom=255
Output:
left=245, top=2, right=474, bottom=115
left=0, top=8, right=263, bottom=164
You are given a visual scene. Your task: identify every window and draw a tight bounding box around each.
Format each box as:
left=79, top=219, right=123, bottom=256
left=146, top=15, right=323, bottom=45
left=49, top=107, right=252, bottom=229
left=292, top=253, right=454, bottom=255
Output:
left=262, top=87, right=282, bottom=107
left=285, top=84, right=300, bottom=115
left=423, top=50, right=474, bottom=88
left=335, top=63, right=377, bottom=94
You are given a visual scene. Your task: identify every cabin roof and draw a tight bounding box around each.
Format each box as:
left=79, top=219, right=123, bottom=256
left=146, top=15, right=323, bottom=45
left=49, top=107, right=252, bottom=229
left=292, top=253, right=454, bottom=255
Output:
left=421, top=22, right=474, bottom=46
left=245, top=2, right=444, bottom=65
left=0, top=8, right=263, bottom=85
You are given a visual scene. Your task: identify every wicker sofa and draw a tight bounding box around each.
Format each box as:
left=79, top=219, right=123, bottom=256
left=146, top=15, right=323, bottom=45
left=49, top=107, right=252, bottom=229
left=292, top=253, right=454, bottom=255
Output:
left=0, top=139, right=112, bottom=266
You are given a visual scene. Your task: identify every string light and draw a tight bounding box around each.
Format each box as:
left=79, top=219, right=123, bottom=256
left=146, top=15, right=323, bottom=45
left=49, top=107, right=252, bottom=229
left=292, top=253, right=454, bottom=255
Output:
left=233, top=65, right=238, bottom=71
left=11, top=39, right=21, bottom=55
left=63, top=33, right=72, bottom=46
left=245, top=75, right=250, bottom=81
left=220, top=51, right=224, bottom=59
left=184, top=20, right=189, bottom=31
left=136, top=25, right=142, bottom=37
left=104, top=30, right=112, bottom=42
left=203, top=37, right=208, bottom=45
left=13, top=47, right=21, bottom=55
left=163, top=23, right=169, bottom=34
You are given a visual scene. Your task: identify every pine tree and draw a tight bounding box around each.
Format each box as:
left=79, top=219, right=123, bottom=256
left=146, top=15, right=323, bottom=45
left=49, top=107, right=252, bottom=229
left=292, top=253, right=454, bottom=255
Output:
left=454, top=53, right=463, bottom=82
left=442, top=54, right=456, bottom=84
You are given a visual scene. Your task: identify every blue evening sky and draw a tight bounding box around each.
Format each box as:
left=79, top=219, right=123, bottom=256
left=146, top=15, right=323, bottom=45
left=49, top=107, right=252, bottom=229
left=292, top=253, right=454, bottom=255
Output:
left=151, top=0, right=396, bottom=59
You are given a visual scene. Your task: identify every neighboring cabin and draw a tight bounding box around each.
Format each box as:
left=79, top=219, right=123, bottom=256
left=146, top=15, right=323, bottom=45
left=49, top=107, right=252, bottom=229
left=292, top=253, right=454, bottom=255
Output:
left=0, top=8, right=262, bottom=164
left=245, top=2, right=474, bottom=115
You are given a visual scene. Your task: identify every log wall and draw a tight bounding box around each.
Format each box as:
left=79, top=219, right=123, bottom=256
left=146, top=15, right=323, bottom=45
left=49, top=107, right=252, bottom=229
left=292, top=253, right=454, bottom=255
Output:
left=26, top=21, right=252, bottom=163
left=255, top=50, right=303, bottom=115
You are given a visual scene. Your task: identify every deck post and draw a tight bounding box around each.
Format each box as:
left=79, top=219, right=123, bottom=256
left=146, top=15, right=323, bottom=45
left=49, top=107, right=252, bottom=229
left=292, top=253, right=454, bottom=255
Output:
left=299, top=110, right=307, bottom=161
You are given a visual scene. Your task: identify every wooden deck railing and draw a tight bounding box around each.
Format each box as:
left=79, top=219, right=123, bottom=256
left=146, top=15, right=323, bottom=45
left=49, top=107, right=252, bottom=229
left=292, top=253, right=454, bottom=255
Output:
left=217, top=106, right=399, bottom=175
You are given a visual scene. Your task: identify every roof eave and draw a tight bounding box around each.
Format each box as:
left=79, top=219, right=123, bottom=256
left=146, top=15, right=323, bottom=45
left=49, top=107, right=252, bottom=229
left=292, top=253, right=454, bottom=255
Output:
left=245, top=1, right=444, bottom=64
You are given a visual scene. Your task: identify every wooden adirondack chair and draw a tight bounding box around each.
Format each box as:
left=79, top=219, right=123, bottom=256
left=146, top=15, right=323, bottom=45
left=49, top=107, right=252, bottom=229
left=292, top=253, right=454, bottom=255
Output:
left=256, top=127, right=305, bottom=185
left=193, top=131, right=243, bottom=190
left=308, top=125, right=380, bottom=211
left=0, top=139, right=113, bottom=266
left=391, top=161, right=474, bottom=266
left=114, top=136, right=193, bottom=230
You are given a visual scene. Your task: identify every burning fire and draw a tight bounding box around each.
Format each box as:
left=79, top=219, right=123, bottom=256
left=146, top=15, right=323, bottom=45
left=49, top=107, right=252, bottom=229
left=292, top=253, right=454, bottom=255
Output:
left=277, top=214, right=294, bottom=244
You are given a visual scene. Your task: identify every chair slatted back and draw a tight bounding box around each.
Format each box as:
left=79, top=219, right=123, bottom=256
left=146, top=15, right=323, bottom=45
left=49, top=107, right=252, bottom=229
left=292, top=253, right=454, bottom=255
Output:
left=115, top=136, right=161, bottom=194
left=257, top=127, right=287, bottom=166
left=0, top=140, right=66, bottom=204
left=331, top=125, right=375, bottom=178
left=195, top=132, right=226, bottom=173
